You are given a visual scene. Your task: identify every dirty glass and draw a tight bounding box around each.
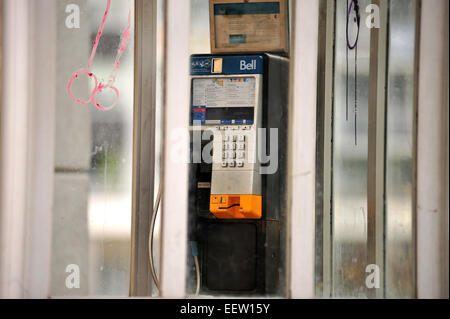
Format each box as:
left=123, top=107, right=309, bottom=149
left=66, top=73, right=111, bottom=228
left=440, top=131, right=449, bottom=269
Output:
left=51, top=0, right=134, bottom=296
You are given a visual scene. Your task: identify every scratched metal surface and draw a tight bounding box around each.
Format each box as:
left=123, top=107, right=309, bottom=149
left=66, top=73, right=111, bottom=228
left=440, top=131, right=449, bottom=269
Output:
left=331, top=0, right=372, bottom=298
left=326, top=0, right=417, bottom=298
left=385, top=0, right=417, bottom=299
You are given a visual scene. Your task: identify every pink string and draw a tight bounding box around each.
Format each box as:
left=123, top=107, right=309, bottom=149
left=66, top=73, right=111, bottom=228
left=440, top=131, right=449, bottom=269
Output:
left=67, top=0, right=132, bottom=111
left=109, top=6, right=132, bottom=83
left=87, top=0, right=111, bottom=70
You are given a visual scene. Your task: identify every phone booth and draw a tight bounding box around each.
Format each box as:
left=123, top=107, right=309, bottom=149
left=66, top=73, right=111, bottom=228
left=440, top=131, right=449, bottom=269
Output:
left=187, top=54, right=289, bottom=295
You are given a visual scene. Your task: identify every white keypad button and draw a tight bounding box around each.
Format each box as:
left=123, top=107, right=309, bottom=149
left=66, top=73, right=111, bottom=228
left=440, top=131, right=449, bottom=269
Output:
left=237, top=161, right=244, bottom=167
left=237, top=151, right=245, bottom=159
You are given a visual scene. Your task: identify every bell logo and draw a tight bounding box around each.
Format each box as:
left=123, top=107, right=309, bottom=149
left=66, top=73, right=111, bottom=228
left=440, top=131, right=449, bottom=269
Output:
left=240, top=60, right=256, bottom=71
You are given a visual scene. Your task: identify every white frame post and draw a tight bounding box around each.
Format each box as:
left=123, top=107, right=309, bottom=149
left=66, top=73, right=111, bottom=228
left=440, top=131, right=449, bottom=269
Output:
left=287, top=0, right=319, bottom=299
left=0, top=0, right=56, bottom=298
left=159, top=0, right=191, bottom=298
left=417, top=0, right=449, bottom=299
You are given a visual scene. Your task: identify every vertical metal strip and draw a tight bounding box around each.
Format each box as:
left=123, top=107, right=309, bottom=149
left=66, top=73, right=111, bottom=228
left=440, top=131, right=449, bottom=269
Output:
left=315, top=0, right=335, bottom=299
left=130, top=0, right=157, bottom=297
left=315, top=0, right=336, bottom=298
left=315, top=0, right=326, bottom=298
left=367, top=0, right=388, bottom=299
left=375, top=0, right=388, bottom=299
left=322, top=0, right=336, bottom=299
left=412, top=0, right=421, bottom=299
left=440, top=0, right=449, bottom=297
left=366, top=2, right=379, bottom=285
left=438, top=0, right=449, bottom=299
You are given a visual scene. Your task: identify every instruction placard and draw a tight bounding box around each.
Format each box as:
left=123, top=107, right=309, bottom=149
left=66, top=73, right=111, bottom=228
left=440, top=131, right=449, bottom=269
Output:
left=210, top=0, right=288, bottom=54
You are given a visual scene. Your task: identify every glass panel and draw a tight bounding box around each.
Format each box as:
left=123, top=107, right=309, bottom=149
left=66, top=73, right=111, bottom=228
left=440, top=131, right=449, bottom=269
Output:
left=51, top=0, right=134, bottom=296
left=332, top=0, right=371, bottom=298
left=190, top=0, right=211, bottom=54
left=385, top=0, right=417, bottom=299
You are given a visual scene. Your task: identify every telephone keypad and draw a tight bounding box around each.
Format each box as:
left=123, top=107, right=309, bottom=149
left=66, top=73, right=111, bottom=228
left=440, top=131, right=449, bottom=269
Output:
left=219, top=125, right=251, bottom=169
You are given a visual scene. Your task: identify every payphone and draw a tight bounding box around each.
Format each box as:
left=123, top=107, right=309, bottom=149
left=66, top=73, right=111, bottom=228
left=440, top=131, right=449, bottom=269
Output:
left=187, top=54, right=289, bottom=295
left=192, top=56, right=264, bottom=219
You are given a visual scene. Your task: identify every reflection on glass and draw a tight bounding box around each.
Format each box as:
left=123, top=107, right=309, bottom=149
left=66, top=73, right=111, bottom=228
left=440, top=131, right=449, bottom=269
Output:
left=332, top=0, right=371, bottom=298
left=385, top=0, right=417, bottom=299
left=51, top=0, right=134, bottom=296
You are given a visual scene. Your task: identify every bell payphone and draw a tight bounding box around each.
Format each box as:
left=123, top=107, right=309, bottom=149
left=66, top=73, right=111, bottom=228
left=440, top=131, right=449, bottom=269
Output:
left=191, top=56, right=264, bottom=219
left=187, top=54, right=289, bottom=295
